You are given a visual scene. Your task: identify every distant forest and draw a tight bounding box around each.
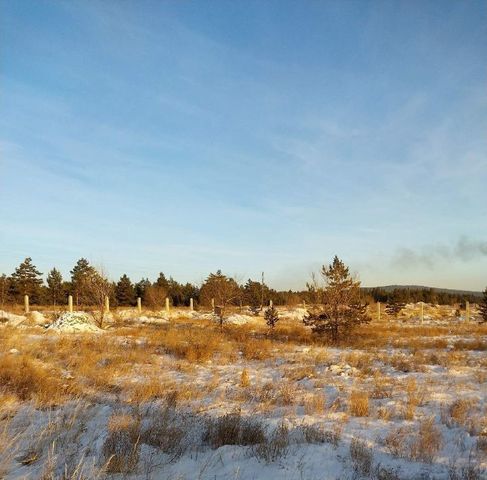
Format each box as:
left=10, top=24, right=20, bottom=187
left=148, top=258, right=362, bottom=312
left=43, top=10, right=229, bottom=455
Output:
left=0, top=257, right=482, bottom=308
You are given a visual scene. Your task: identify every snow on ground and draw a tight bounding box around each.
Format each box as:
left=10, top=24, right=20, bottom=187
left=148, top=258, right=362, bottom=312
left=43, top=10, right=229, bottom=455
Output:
left=48, top=311, right=103, bottom=333
left=0, top=308, right=486, bottom=479
left=0, top=310, right=26, bottom=327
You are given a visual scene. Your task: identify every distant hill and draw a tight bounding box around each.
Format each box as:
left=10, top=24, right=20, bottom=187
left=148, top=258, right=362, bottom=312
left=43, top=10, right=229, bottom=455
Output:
left=363, top=285, right=483, bottom=298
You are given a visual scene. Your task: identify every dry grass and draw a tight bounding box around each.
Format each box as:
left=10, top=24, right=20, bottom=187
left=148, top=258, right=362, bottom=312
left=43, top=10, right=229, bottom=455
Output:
left=349, top=389, right=370, bottom=417
left=103, top=412, right=141, bottom=474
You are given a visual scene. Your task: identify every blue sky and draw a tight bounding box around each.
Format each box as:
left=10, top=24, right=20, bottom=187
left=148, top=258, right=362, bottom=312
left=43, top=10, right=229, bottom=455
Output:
left=1, top=0, right=486, bottom=290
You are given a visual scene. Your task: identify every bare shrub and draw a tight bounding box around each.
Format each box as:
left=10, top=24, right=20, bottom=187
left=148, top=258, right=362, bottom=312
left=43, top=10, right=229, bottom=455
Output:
left=349, top=389, right=369, bottom=417
left=350, top=437, right=373, bottom=476
left=253, top=422, right=289, bottom=463
left=102, top=412, right=140, bottom=474
left=304, top=392, right=325, bottom=415
left=141, top=405, right=189, bottom=460
left=204, top=411, right=265, bottom=449
left=410, top=418, right=442, bottom=463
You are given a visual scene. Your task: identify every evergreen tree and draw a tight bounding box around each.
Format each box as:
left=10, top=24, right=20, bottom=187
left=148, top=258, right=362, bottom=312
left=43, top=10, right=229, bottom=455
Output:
left=135, top=278, right=151, bottom=301
left=10, top=257, right=43, bottom=303
left=303, top=256, right=370, bottom=342
left=243, top=279, right=269, bottom=309
left=200, top=270, right=241, bottom=329
left=70, top=258, right=95, bottom=305
left=480, top=287, right=487, bottom=323
left=46, top=268, right=64, bottom=306
left=155, top=272, right=170, bottom=291
left=115, top=274, right=136, bottom=306
left=264, top=305, right=279, bottom=329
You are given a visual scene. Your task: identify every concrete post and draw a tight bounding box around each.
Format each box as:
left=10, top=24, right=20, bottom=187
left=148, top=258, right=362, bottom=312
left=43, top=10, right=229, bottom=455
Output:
left=190, top=298, right=194, bottom=311
left=68, top=295, right=73, bottom=313
left=165, top=297, right=170, bottom=312
left=303, top=300, right=306, bottom=309
left=104, top=296, right=110, bottom=313
left=211, top=298, right=215, bottom=311
left=466, top=301, right=470, bottom=322
left=378, top=302, right=381, bottom=322
left=137, top=297, right=142, bottom=313
left=269, top=299, right=273, bottom=308
left=24, top=295, right=29, bottom=314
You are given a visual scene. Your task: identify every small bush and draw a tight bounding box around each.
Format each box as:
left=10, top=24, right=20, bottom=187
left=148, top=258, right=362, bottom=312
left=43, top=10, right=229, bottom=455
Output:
left=102, top=413, right=140, bottom=474
left=350, top=437, right=373, bottom=476
left=204, top=411, right=265, bottom=449
left=253, top=422, right=289, bottom=463
left=349, top=390, right=369, bottom=417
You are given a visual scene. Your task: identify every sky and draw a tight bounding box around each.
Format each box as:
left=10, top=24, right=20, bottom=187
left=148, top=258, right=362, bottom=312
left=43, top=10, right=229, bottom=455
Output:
left=0, top=0, right=486, bottom=291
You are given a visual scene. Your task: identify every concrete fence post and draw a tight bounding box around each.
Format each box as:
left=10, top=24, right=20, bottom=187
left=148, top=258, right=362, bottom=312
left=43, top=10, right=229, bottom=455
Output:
left=165, top=297, right=170, bottom=312
left=137, top=297, right=142, bottom=313
left=68, top=295, right=73, bottom=313
left=190, top=298, right=194, bottom=311
left=303, top=300, right=306, bottom=309
left=211, top=298, right=215, bottom=311
left=104, top=296, right=110, bottom=313
left=269, top=299, right=273, bottom=308
left=24, top=295, right=29, bottom=314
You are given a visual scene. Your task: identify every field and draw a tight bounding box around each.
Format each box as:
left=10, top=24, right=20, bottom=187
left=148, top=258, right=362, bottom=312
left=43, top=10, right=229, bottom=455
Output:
left=0, top=305, right=486, bottom=480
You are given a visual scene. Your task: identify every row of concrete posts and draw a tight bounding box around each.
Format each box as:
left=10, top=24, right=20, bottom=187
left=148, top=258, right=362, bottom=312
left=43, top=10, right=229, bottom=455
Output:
left=22, top=295, right=280, bottom=314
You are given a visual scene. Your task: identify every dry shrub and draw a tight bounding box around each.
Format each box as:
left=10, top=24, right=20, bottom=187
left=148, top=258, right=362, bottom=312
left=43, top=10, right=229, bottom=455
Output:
left=403, top=378, right=423, bottom=421
left=141, top=404, right=189, bottom=459
left=301, top=423, right=341, bottom=447
left=277, top=381, right=296, bottom=406
left=253, top=422, right=289, bottom=463
left=411, top=418, right=442, bottom=463
left=0, top=355, right=68, bottom=406
left=384, top=418, right=442, bottom=463
left=102, top=412, right=140, bottom=474
left=453, top=339, right=487, bottom=351
left=349, top=389, right=369, bottom=417
left=343, top=351, right=374, bottom=374
left=240, top=368, right=250, bottom=388
left=350, top=437, right=373, bottom=476
left=240, top=338, right=273, bottom=360
left=304, top=392, right=325, bottom=415
left=448, top=399, right=477, bottom=429
left=284, top=365, right=316, bottom=381
left=204, top=411, right=265, bottom=449
left=372, top=373, right=394, bottom=399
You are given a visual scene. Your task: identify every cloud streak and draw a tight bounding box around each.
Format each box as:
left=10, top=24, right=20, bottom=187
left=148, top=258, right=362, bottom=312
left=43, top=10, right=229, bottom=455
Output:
left=392, top=237, right=487, bottom=269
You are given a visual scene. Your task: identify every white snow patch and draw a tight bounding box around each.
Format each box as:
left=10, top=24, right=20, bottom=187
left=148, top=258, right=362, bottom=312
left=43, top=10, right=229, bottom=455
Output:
left=48, top=312, right=103, bottom=333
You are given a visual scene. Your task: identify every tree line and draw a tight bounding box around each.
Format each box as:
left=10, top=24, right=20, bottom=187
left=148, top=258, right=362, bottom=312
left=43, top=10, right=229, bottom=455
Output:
left=0, top=257, right=290, bottom=309
left=0, top=257, right=483, bottom=311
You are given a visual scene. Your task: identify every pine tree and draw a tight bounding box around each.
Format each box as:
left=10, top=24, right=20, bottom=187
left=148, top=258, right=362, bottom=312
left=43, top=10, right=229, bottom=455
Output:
left=480, top=287, right=487, bottom=323
left=264, top=305, right=279, bottom=329
left=70, top=258, right=95, bottom=306
left=115, top=274, right=136, bottom=306
left=200, top=270, right=241, bottom=329
left=46, top=268, right=64, bottom=306
left=303, top=256, right=370, bottom=342
left=10, top=257, right=43, bottom=303
left=135, top=278, right=151, bottom=301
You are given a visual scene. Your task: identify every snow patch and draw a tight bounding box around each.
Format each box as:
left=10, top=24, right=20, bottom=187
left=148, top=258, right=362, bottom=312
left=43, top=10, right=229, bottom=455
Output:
left=48, top=312, right=103, bottom=333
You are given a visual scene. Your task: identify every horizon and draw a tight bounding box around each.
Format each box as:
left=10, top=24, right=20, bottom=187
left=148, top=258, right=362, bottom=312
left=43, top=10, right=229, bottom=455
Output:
left=1, top=1, right=486, bottom=291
